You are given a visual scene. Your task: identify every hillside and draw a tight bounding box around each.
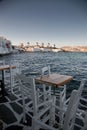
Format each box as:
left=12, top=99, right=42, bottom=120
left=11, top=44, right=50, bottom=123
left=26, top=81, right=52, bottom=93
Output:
left=61, top=46, right=87, bottom=52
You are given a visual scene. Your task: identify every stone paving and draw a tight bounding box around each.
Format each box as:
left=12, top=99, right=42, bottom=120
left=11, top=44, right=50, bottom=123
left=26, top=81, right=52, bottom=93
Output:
left=0, top=85, right=31, bottom=130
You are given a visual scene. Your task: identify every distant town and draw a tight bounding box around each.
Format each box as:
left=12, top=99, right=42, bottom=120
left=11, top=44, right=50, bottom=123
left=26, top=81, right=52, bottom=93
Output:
left=14, top=42, right=87, bottom=53
left=0, top=36, right=87, bottom=55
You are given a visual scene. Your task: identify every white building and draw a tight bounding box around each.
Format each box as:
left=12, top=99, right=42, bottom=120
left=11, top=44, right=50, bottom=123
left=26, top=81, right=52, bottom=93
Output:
left=0, top=37, right=13, bottom=55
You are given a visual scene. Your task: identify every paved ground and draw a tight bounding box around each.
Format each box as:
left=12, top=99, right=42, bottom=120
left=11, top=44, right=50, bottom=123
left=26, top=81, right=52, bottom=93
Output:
left=0, top=84, right=32, bottom=130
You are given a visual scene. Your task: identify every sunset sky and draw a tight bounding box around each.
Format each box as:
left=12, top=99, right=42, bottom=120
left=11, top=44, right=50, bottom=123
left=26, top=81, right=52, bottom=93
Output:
left=0, top=0, right=87, bottom=47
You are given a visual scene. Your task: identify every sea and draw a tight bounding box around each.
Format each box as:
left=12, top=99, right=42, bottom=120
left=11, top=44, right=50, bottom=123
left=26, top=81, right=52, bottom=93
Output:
left=0, top=52, right=87, bottom=97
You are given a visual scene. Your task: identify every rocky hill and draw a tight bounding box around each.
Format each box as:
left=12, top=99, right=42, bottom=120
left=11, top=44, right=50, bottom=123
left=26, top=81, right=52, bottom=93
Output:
left=61, top=46, right=87, bottom=52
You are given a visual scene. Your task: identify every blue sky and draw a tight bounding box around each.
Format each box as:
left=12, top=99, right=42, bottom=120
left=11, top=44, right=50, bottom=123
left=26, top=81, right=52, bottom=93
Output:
left=0, top=0, right=87, bottom=47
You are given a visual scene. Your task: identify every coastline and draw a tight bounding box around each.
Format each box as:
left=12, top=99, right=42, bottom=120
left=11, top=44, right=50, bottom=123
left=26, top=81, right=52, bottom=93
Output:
left=14, top=45, right=87, bottom=53
left=61, top=46, right=87, bottom=52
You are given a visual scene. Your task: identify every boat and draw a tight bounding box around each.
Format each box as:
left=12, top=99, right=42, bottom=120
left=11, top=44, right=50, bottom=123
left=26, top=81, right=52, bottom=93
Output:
left=0, top=36, right=13, bottom=55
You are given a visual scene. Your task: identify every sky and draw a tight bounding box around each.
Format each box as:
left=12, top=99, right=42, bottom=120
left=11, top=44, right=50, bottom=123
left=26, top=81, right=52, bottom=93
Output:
left=0, top=0, right=87, bottom=47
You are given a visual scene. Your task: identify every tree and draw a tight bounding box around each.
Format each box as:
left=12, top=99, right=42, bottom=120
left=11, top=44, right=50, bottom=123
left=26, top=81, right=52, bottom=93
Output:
left=42, top=43, right=44, bottom=47
left=53, top=44, right=56, bottom=48
left=27, top=42, right=30, bottom=47
left=47, top=43, right=50, bottom=47
left=36, top=42, right=39, bottom=46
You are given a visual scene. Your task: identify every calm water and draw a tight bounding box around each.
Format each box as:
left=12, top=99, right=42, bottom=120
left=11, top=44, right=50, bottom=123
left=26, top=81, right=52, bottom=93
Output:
left=0, top=52, right=87, bottom=97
